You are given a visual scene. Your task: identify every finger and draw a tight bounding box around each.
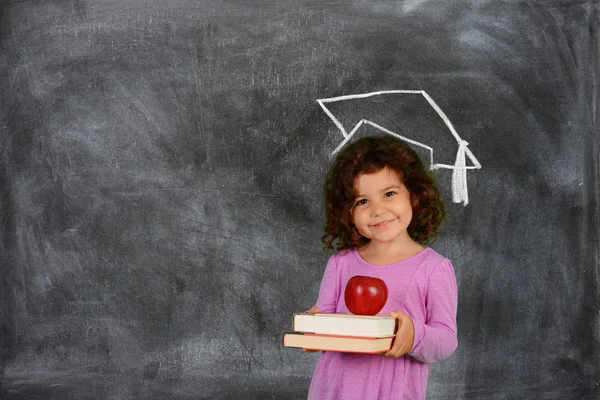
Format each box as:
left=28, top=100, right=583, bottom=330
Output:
left=391, top=332, right=409, bottom=357
left=386, top=345, right=407, bottom=358
left=390, top=310, right=405, bottom=330
left=385, top=329, right=411, bottom=357
left=388, top=343, right=407, bottom=358
left=384, top=318, right=399, bottom=357
left=390, top=310, right=408, bottom=321
left=384, top=311, right=402, bottom=357
left=397, top=314, right=414, bottom=353
left=384, top=339, right=403, bottom=357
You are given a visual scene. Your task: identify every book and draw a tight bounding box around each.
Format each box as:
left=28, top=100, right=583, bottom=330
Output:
left=291, top=313, right=397, bottom=338
left=283, top=332, right=393, bottom=353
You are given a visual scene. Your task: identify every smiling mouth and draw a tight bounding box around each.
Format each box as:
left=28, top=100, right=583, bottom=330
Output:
left=372, top=219, right=395, bottom=228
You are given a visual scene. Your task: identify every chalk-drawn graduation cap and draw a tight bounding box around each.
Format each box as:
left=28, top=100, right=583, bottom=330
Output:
left=317, top=90, right=481, bottom=205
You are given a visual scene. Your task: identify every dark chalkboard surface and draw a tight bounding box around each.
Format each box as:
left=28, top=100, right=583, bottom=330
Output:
left=1, top=1, right=598, bottom=398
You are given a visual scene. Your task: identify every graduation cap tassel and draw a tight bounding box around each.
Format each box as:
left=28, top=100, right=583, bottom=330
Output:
left=452, top=140, right=469, bottom=205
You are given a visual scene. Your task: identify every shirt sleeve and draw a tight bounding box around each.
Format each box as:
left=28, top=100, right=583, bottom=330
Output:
left=314, top=255, right=340, bottom=313
left=407, top=258, right=458, bottom=364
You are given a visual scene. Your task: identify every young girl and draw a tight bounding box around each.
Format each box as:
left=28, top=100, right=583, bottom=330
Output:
left=307, top=135, right=458, bottom=400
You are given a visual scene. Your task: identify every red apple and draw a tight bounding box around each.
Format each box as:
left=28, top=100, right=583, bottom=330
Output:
left=344, top=275, right=388, bottom=315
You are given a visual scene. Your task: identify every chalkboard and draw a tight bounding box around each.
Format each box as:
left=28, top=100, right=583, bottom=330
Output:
left=0, top=1, right=598, bottom=398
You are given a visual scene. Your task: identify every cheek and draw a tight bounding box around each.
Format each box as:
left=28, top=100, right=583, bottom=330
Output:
left=351, top=209, right=368, bottom=227
left=404, top=206, right=414, bottom=221
left=354, top=218, right=371, bottom=237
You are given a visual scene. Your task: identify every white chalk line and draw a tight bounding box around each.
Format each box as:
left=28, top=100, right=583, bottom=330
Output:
left=317, top=90, right=482, bottom=205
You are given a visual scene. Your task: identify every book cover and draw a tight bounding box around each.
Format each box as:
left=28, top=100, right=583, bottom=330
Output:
left=292, top=312, right=397, bottom=338
left=283, top=332, right=393, bottom=353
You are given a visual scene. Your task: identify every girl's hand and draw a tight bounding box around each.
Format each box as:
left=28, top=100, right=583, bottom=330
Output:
left=307, top=306, right=322, bottom=314
left=383, top=310, right=414, bottom=358
left=303, top=306, right=322, bottom=352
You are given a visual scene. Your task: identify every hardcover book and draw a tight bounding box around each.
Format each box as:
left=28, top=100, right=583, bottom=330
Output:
left=292, top=312, right=397, bottom=338
left=283, top=332, right=393, bottom=353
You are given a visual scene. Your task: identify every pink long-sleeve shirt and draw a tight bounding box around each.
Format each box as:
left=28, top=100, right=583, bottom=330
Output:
left=308, top=247, right=458, bottom=400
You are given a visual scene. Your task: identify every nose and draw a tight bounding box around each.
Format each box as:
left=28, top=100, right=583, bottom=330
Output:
left=370, top=200, right=386, bottom=217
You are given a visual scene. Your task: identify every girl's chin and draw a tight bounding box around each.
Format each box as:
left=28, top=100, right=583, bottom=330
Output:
left=365, top=229, right=412, bottom=243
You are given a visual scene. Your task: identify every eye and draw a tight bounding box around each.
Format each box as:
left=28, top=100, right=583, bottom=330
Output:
left=384, top=191, right=396, bottom=197
left=355, top=199, right=368, bottom=206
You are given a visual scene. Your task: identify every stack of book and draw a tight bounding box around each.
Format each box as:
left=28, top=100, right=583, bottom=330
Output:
left=283, top=313, right=397, bottom=353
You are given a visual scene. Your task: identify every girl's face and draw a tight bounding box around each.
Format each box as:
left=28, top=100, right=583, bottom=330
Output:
left=350, top=167, right=414, bottom=246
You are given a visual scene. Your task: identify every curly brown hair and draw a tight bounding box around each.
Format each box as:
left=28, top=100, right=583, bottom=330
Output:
left=322, top=135, right=445, bottom=252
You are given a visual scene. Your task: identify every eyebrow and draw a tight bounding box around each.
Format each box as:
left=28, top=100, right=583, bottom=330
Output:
left=355, top=186, right=402, bottom=198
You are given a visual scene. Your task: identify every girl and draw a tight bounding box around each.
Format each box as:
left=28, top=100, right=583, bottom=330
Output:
left=307, top=135, right=458, bottom=400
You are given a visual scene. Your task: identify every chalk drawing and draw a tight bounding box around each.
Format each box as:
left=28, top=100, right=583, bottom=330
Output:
left=317, top=90, right=481, bottom=205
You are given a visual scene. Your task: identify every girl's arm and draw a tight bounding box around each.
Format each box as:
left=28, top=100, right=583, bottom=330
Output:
left=407, top=258, right=458, bottom=364
left=313, top=255, right=340, bottom=313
